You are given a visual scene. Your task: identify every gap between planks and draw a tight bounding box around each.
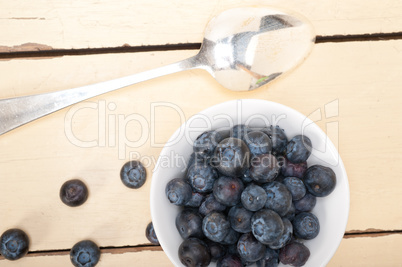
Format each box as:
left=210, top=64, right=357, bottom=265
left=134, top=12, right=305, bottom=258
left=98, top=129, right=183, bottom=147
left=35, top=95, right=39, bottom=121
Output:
left=0, top=32, right=402, bottom=60
left=1, top=230, right=401, bottom=260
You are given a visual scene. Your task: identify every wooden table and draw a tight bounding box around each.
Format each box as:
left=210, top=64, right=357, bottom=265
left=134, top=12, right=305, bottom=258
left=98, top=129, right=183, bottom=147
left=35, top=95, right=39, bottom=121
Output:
left=1, top=0, right=401, bottom=266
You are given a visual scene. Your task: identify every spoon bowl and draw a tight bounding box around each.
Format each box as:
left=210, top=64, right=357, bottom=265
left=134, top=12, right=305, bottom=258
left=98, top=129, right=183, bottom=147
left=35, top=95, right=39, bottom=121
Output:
left=199, top=7, right=315, bottom=91
left=0, top=7, right=315, bottom=135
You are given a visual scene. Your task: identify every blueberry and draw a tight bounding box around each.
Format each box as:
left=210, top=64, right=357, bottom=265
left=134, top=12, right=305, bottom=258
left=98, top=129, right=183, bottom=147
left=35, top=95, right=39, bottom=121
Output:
left=237, top=232, right=266, bottom=263
left=145, top=222, right=159, bottom=245
left=178, top=238, right=211, bottom=267
left=213, top=137, right=250, bottom=177
left=213, top=176, right=244, bottom=206
left=281, top=157, right=307, bottom=178
left=226, top=244, right=239, bottom=256
left=244, top=131, right=272, bottom=156
left=261, top=125, right=288, bottom=155
left=205, top=241, right=227, bottom=262
left=263, top=182, right=292, bottom=217
left=268, top=218, right=293, bottom=250
left=283, top=203, right=296, bottom=221
left=241, top=184, right=267, bottom=211
left=273, top=174, right=286, bottom=183
left=0, top=229, right=29, bottom=261
left=199, top=194, right=226, bottom=216
left=303, top=165, right=336, bottom=197
left=293, top=193, right=316, bottom=212
left=187, top=164, right=218, bottom=193
left=251, top=209, right=284, bottom=245
left=256, top=247, right=279, bottom=267
left=228, top=205, right=253, bottom=233
left=286, top=135, right=312, bottom=163
left=220, top=228, right=241, bottom=245
left=283, top=177, right=306, bottom=201
left=70, top=240, right=100, bottom=267
left=187, top=152, right=211, bottom=170
left=165, top=178, right=192, bottom=206
left=185, top=192, right=205, bottom=208
left=176, top=208, right=204, bottom=240
left=120, top=160, right=147, bottom=189
left=60, top=179, right=89, bottom=207
left=230, top=124, right=251, bottom=140
left=250, top=154, right=280, bottom=183
left=241, top=169, right=254, bottom=184
left=193, top=130, right=223, bottom=158
left=279, top=241, right=310, bottom=267
left=292, top=212, right=320, bottom=240
left=202, top=212, right=231, bottom=242
left=217, top=254, right=243, bottom=267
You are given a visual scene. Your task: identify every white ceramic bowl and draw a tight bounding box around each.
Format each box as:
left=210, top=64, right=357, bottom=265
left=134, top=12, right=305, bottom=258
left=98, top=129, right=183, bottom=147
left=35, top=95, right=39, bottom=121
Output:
left=150, top=99, right=349, bottom=267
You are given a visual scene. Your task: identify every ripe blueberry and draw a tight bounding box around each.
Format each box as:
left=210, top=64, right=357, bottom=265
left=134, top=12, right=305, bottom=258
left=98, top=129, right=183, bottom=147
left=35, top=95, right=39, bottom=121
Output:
left=283, top=177, right=306, bottom=201
left=250, top=154, right=280, bottom=183
left=244, top=131, right=272, bottom=156
left=251, top=209, right=284, bottom=245
left=241, top=184, right=267, bottom=212
left=261, top=125, right=288, bottom=155
left=213, top=176, right=244, bottom=206
left=303, top=165, right=336, bottom=197
left=292, top=212, right=320, bottom=240
left=120, top=160, right=146, bottom=189
left=286, top=135, right=312, bottom=164
left=279, top=241, right=310, bottom=267
left=213, top=137, right=250, bottom=177
left=237, top=232, right=266, bottom=263
left=228, top=205, right=253, bottom=233
left=263, top=181, right=292, bottom=217
left=202, top=212, right=230, bottom=243
left=165, top=178, right=192, bottom=206
left=0, top=229, right=29, bottom=261
left=60, top=179, right=88, bottom=207
left=176, top=208, right=204, bottom=239
left=70, top=240, right=100, bottom=267
left=145, top=222, right=159, bottom=245
left=186, top=164, right=218, bottom=193
left=193, top=130, right=223, bottom=158
left=178, top=238, right=211, bottom=267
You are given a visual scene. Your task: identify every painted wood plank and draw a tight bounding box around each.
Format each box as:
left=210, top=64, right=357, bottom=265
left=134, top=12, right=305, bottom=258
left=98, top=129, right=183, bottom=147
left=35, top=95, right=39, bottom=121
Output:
left=0, top=0, right=402, bottom=51
left=0, top=40, right=401, bottom=253
left=0, top=249, right=172, bottom=267
left=329, top=234, right=402, bottom=266
left=1, top=234, right=401, bottom=266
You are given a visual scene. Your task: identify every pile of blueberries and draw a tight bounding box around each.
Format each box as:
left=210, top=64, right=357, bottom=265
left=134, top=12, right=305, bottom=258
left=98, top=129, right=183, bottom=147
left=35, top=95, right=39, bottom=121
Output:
left=165, top=124, right=336, bottom=267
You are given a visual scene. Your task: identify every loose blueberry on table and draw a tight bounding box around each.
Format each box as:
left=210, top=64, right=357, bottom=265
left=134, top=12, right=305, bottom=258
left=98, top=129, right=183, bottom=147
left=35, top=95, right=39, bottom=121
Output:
left=70, top=240, right=100, bottom=267
left=60, top=179, right=89, bottom=207
left=145, top=222, right=159, bottom=245
left=164, top=123, right=337, bottom=266
left=120, top=160, right=147, bottom=189
left=0, top=228, right=29, bottom=261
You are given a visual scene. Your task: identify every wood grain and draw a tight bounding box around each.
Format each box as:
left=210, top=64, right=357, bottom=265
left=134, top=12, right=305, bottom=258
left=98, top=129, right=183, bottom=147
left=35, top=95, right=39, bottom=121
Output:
left=1, top=234, right=401, bottom=266
left=0, top=248, right=172, bottom=266
left=0, top=40, right=401, bottom=253
left=0, top=0, right=402, bottom=51
left=329, top=234, right=402, bottom=266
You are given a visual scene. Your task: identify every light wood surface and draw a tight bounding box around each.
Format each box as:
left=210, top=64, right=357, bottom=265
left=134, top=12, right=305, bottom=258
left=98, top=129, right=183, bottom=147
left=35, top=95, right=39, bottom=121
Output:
left=1, top=0, right=402, bottom=266
left=1, top=0, right=402, bottom=51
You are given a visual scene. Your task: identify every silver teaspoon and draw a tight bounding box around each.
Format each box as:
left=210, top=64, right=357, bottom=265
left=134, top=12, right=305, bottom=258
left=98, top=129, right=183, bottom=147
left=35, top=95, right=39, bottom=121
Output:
left=0, top=7, right=314, bottom=135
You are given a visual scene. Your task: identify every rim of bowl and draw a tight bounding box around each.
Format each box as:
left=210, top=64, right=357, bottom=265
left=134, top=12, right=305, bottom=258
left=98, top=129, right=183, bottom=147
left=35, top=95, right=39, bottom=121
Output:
left=150, top=99, right=350, bottom=267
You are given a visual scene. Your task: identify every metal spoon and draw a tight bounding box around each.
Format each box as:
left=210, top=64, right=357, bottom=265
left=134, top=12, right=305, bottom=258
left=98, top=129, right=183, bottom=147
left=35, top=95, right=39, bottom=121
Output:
left=0, top=7, right=314, bottom=135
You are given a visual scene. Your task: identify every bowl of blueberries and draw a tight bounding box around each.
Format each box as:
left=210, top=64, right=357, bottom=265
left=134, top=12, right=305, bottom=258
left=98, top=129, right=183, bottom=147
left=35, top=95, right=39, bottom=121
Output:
left=150, top=99, right=349, bottom=267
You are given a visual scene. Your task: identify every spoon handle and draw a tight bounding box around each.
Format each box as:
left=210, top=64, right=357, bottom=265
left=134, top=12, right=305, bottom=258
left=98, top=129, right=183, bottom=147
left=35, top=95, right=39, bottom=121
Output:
left=0, top=56, right=200, bottom=136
